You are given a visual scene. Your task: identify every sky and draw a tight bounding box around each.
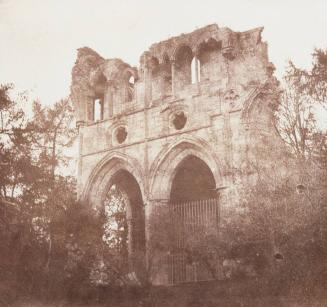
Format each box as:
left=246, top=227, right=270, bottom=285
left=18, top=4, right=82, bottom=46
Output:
left=0, top=0, right=326, bottom=108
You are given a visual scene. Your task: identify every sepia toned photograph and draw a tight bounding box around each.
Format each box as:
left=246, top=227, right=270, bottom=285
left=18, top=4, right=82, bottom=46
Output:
left=0, top=0, right=326, bottom=306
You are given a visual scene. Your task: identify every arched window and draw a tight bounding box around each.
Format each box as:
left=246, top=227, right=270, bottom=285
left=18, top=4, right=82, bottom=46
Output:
left=148, top=56, right=161, bottom=101
left=93, top=98, right=103, bottom=121
left=197, top=38, right=220, bottom=82
left=191, top=57, right=201, bottom=84
left=175, top=45, right=193, bottom=90
left=125, top=73, right=135, bottom=103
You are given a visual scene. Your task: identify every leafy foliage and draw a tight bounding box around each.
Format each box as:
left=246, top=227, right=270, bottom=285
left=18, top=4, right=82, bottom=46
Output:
left=288, top=48, right=327, bottom=105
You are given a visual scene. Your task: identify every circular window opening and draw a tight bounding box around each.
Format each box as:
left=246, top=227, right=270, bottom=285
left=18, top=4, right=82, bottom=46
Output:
left=116, top=127, right=127, bottom=144
left=172, top=112, right=187, bottom=130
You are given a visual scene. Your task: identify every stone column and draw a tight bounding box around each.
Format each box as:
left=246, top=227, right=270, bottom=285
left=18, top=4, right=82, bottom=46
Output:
left=76, top=126, right=84, bottom=200
left=103, top=81, right=114, bottom=119
left=143, top=57, right=153, bottom=107
left=195, top=57, right=199, bottom=83
left=74, top=95, right=86, bottom=128
left=160, top=71, right=166, bottom=100
left=171, top=60, right=176, bottom=98
left=85, top=96, right=94, bottom=124
left=215, top=186, right=229, bottom=280
left=145, top=199, right=170, bottom=285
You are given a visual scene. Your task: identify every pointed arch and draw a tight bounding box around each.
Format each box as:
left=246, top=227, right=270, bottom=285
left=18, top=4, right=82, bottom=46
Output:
left=149, top=136, right=223, bottom=200
left=172, top=44, right=194, bottom=90
left=170, top=155, right=216, bottom=202
left=191, top=57, right=200, bottom=84
left=82, top=152, right=145, bottom=208
left=172, top=44, right=193, bottom=62
left=196, top=38, right=221, bottom=82
left=122, top=68, right=138, bottom=103
left=83, top=152, right=146, bottom=276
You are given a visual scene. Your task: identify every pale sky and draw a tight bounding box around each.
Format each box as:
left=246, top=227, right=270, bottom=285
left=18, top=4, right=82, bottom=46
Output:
left=0, top=0, right=326, bottom=107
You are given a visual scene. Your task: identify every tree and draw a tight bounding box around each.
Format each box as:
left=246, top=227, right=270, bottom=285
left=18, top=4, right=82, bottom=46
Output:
left=275, top=68, right=318, bottom=159
left=243, top=49, right=327, bottom=297
left=289, top=48, right=327, bottom=106
left=275, top=50, right=327, bottom=165
left=0, top=85, right=80, bottom=302
left=0, top=84, right=40, bottom=201
left=102, top=185, right=129, bottom=275
left=241, top=143, right=327, bottom=298
left=23, top=99, right=78, bottom=297
left=29, top=99, right=76, bottom=179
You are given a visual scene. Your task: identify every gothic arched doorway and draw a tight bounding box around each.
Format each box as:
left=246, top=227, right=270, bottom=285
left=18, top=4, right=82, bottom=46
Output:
left=103, top=169, right=146, bottom=279
left=168, top=155, right=219, bottom=284
left=170, top=155, right=216, bottom=202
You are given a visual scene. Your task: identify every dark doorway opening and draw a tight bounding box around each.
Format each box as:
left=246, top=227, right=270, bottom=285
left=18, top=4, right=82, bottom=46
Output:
left=170, top=155, right=216, bottom=202
left=169, top=155, right=219, bottom=284
left=103, top=170, right=145, bottom=278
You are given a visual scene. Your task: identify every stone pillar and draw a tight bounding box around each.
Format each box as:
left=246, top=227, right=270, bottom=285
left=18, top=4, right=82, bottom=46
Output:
left=145, top=199, right=170, bottom=285
left=194, top=54, right=200, bottom=94
left=85, top=96, right=94, bottom=124
left=160, top=71, right=166, bottom=100
left=195, top=56, right=199, bottom=83
left=143, top=57, right=153, bottom=107
left=215, top=186, right=229, bottom=280
left=76, top=126, right=84, bottom=200
left=148, top=67, right=153, bottom=105
left=103, top=81, right=114, bottom=119
left=74, top=95, right=86, bottom=128
left=171, top=60, right=176, bottom=97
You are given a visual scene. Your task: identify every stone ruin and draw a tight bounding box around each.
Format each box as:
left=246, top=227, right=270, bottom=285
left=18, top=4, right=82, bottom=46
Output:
left=70, top=24, right=280, bottom=285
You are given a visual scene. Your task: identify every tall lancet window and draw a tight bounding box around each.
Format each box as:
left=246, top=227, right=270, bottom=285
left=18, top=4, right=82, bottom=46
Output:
left=191, top=57, right=200, bottom=84
left=93, top=98, right=103, bottom=121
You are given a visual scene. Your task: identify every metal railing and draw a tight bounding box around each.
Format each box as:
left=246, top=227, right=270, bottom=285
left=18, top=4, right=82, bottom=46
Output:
left=168, top=198, right=220, bottom=284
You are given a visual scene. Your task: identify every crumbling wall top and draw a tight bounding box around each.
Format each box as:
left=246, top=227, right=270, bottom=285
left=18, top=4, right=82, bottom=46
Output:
left=143, top=24, right=264, bottom=64
left=71, top=47, right=136, bottom=98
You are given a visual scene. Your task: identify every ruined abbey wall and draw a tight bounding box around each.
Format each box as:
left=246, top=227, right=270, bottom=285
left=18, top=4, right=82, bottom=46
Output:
left=70, top=24, right=280, bottom=284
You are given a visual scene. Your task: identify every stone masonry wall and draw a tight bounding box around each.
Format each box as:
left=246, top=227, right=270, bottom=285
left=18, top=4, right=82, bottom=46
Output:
left=70, top=23, right=280, bottom=285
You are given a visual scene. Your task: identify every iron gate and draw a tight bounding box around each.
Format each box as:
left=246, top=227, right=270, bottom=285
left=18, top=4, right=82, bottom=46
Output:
left=168, top=198, right=220, bottom=284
